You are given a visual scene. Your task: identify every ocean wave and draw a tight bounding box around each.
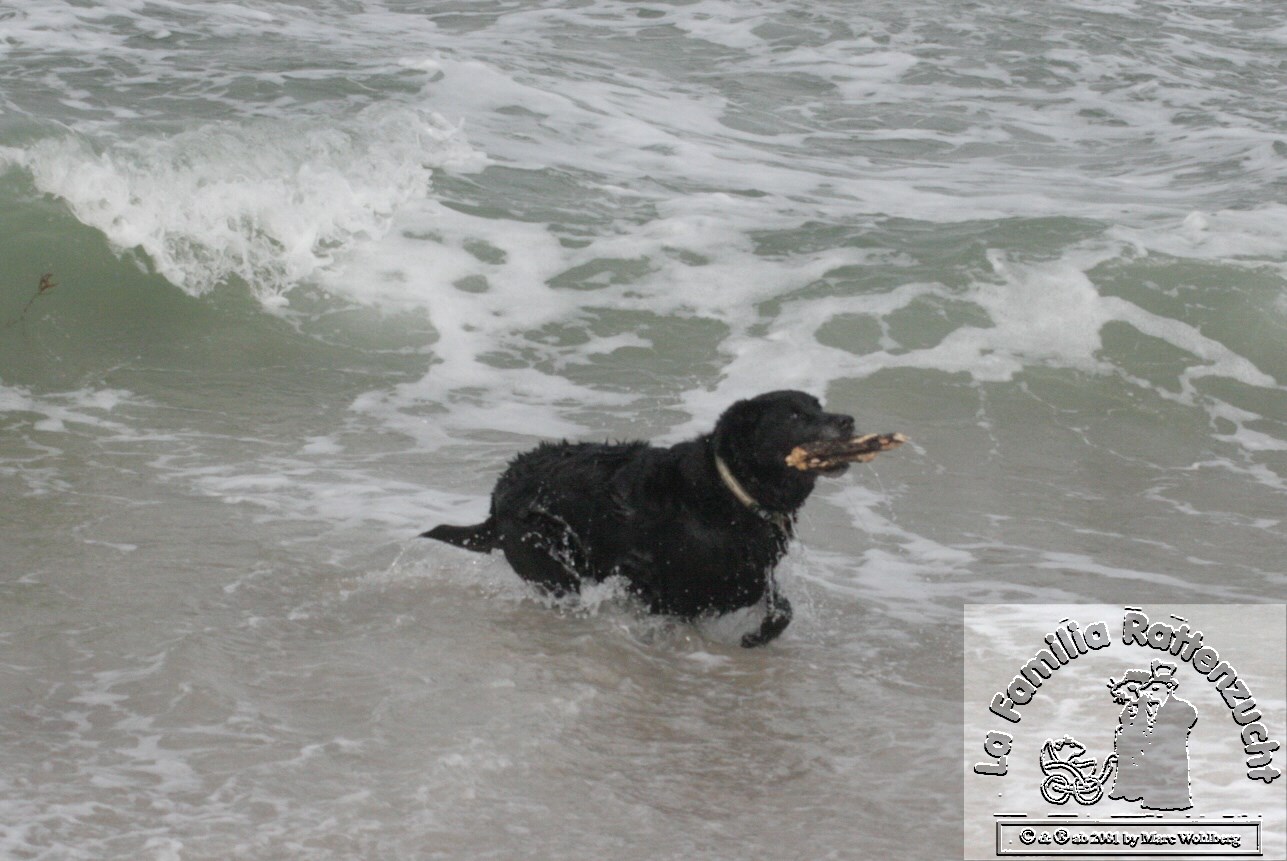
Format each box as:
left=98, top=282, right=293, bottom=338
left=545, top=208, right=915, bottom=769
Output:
left=1, top=106, right=483, bottom=304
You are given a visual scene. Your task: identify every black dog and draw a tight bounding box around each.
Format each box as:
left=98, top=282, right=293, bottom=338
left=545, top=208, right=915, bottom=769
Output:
left=422, top=390, right=856, bottom=647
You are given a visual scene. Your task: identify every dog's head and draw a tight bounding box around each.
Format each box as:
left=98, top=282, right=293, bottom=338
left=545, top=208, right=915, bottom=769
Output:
left=712, top=390, right=856, bottom=513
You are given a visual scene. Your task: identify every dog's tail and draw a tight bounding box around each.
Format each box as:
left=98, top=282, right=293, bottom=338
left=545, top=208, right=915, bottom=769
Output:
left=420, top=517, right=500, bottom=553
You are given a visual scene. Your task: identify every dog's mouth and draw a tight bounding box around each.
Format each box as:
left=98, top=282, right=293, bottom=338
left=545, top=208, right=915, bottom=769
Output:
left=785, top=432, right=908, bottom=475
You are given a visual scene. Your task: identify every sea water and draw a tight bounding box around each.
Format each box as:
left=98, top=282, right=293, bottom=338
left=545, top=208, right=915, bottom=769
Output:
left=0, top=1, right=1284, bottom=858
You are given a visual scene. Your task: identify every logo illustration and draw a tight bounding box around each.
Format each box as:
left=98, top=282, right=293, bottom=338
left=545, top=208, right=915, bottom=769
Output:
left=1107, top=660, right=1197, bottom=811
left=964, top=605, right=1285, bottom=859
left=1038, top=736, right=1116, bottom=806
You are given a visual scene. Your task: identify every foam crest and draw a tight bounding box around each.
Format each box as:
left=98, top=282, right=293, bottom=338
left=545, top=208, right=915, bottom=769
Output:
left=338, top=186, right=902, bottom=446
left=6, top=107, right=482, bottom=304
left=869, top=253, right=1116, bottom=383
left=334, top=204, right=621, bottom=444
left=665, top=0, right=771, bottom=49
left=1112, top=206, right=1287, bottom=266
left=0, top=383, right=140, bottom=436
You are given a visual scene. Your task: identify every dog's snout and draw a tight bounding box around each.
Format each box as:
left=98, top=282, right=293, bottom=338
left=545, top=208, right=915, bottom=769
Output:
left=825, top=413, right=855, bottom=439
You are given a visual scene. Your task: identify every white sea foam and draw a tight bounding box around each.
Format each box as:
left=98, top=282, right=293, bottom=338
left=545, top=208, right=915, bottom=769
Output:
left=1112, top=205, right=1287, bottom=268
left=0, top=383, right=140, bottom=437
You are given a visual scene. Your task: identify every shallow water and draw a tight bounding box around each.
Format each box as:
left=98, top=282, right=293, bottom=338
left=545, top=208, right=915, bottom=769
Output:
left=1, top=1, right=1285, bottom=858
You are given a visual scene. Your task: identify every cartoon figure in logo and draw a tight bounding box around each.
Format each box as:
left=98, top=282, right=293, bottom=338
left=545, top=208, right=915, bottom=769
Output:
left=1107, top=659, right=1198, bottom=811
left=1038, top=736, right=1117, bottom=805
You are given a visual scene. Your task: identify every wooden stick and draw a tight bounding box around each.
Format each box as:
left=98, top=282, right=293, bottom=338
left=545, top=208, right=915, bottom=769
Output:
left=785, top=432, right=908, bottom=471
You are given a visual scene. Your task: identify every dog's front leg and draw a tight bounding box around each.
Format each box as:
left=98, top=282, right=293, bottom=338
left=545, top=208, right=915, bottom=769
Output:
left=740, top=589, right=792, bottom=648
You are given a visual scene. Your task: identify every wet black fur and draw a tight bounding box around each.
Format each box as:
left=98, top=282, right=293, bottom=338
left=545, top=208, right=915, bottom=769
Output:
left=422, top=390, right=855, bottom=647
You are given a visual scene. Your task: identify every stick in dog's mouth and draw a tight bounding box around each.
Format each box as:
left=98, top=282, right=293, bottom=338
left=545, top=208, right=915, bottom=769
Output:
left=785, top=432, right=908, bottom=472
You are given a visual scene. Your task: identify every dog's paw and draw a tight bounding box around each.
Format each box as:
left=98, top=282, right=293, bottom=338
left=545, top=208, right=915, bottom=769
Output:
left=740, top=604, right=792, bottom=648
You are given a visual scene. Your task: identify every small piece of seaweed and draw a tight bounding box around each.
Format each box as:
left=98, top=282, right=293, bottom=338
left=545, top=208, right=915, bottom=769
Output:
left=2, top=273, right=57, bottom=330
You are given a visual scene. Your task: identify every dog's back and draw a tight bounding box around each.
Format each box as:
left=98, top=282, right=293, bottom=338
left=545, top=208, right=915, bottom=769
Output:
left=492, top=440, right=652, bottom=527
left=424, top=441, right=648, bottom=551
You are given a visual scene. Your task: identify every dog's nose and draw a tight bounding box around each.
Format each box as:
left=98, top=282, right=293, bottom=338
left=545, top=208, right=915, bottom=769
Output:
left=827, top=413, right=855, bottom=438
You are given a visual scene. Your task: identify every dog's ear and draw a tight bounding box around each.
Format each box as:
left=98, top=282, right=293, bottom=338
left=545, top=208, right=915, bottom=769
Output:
left=712, top=397, right=756, bottom=443
left=711, top=396, right=778, bottom=466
